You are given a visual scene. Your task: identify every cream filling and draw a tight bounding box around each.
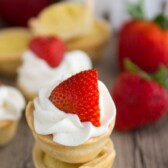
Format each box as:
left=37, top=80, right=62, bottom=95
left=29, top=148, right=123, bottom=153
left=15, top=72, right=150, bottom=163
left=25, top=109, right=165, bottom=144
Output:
left=33, top=80, right=116, bottom=146
left=18, top=50, right=92, bottom=94
left=0, top=86, right=25, bottom=121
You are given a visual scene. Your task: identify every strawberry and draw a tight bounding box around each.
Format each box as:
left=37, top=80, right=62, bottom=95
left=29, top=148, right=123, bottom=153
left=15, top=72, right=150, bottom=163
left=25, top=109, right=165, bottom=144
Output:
left=49, top=70, right=100, bottom=127
left=29, top=36, right=66, bottom=68
left=112, top=60, right=168, bottom=131
left=118, top=2, right=168, bottom=73
left=0, top=0, right=54, bottom=26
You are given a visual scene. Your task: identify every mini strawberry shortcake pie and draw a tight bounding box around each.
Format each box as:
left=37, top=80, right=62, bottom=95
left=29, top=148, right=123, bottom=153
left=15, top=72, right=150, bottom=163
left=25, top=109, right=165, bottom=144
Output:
left=0, top=28, right=32, bottom=76
left=17, top=36, right=92, bottom=100
left=0, top=83, right=25, bottom=146
left=26, top=69, right=116, bottom=168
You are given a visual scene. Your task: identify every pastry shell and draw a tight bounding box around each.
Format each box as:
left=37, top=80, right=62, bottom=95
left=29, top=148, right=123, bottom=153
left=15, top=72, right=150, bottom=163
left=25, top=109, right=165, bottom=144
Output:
left=66, top=20, right=111, bottom=62
left=26, top=101, right=115, bottom=163
left=0, top=28, right=32, bottom=77
left=0, top=120, right=18, bottom=146
left=33, top=138, right=116, bottom=168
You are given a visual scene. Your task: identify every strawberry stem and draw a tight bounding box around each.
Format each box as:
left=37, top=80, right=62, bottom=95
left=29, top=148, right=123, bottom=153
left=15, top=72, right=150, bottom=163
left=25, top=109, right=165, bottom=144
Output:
left=152, top=66, right=168, bottom=89
left=127, top=0, right=145, bottom=20
left=128, top=0, right=168, bottom=29
left=124, top=59, right=168, bottom=89
left=154, top=14, right=168, bottom=29
left=124, top=59, right=151, bottom=80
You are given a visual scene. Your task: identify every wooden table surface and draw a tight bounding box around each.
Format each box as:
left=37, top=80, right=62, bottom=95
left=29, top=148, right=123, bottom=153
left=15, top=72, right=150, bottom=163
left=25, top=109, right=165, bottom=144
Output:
left=0, top=35, right=168, bottom=168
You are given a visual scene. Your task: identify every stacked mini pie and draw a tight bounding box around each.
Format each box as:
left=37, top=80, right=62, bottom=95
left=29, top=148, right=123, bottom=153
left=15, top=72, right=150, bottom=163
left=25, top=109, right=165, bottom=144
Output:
left=33, top=138, right=115, bottom=168
left=0, top=1, right=115, bottom=167
left=26, top=69, right=116, bottom=168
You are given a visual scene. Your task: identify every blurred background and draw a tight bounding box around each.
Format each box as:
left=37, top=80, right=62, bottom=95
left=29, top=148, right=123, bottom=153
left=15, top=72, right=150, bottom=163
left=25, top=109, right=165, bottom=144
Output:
left=0, top=0, right=168, bottom=168
left=0, top=0, right=167, bottom=30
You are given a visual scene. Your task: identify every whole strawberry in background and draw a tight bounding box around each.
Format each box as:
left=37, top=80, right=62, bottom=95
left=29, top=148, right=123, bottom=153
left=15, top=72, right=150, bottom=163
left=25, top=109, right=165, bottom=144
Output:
left=0, top=0, right=60, bottom=26
left=112, top=60, right=168, bottom=131
left=118, top=1, right=168, bottom=73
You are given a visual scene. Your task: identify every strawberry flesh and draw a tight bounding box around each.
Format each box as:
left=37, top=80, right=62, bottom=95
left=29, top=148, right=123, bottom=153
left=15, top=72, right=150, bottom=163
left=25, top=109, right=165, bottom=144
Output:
left=49, top=70, right=100, bottom=127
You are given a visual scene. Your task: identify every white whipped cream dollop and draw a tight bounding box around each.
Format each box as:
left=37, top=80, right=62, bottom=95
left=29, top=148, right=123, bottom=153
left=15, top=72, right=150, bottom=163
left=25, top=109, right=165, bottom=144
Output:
left=18, top=50, right=92, bottom=94
left=33, top=80, right=116, bottom=146
left=0, top=86, right=25, bottom=121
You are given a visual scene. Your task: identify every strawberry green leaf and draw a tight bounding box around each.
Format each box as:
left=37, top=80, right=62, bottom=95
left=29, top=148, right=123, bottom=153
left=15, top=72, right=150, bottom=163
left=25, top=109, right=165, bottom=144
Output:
left=124, top=59, right=151, bottom=80
left=154, top=14, right=168, bottom=29
left=125, top=59, right=168, bottom=89
left=127, top=0, right=145, bottom=20
left=152, top=66, right=168, bottom=89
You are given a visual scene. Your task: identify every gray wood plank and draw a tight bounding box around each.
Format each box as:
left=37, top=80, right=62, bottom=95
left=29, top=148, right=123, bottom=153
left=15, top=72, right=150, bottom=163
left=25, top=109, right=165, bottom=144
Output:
left=134, top=116, right=168, bottom=168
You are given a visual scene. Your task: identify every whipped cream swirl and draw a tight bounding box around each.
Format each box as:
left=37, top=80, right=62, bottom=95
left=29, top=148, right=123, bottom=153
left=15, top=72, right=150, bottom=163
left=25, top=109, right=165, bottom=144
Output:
left=33, top=80, right=116, bottom=146
left=0, top=86, right=25, bottom=121
left=18, top=50, right=92, bottom=94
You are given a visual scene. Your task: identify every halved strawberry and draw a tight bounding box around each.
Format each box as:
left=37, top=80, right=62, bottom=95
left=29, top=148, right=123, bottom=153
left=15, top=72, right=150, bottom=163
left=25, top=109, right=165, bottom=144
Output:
left=49, top=70, right=100, bottom=127
left=29, top=36, right=66, bottom=68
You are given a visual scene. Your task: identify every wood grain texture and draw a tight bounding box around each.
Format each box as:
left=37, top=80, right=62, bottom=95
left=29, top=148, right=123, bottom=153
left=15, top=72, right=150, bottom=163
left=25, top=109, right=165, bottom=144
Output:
left=0, top=36, right=168, bottom=168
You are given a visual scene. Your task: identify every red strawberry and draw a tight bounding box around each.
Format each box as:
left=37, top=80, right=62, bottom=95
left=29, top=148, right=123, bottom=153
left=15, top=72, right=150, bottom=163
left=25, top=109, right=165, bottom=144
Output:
left=118, top=2, right=168, bottom=73
left=49, top=70, right=100, bottom=127
left=119, top=20, right=168, bottom=73
left=29, top=36, right=66, bottom=68
left=112, top=71, right=168, bottom=131
left=0, top=0, right=54, bottom=26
